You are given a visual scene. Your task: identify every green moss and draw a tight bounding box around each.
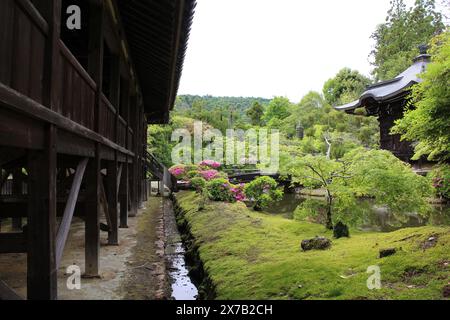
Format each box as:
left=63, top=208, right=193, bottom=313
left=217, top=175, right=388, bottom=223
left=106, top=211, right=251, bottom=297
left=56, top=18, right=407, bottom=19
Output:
left=175, top=191, right=450, bottom=300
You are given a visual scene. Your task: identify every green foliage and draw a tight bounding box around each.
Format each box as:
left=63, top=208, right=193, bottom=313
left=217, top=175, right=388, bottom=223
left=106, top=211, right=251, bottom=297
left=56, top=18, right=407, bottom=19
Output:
left=323, top=68, right=371, bottom=106
left=429, top=164, right=450, bottom=199
left=370, top=0, right=444, bottom=81
left=342, top=148, right=433, bottom=214
left=262, top=97, right=291, bottom=124
left=191, top=177, right=207, bottom=192
left=206, top=178, right=235, bottom=202
left=392, top=31, right=450, bottom=161
left=244, top=176, right=283, bottom=210
left=288, top=149, right=432, bottom=227
left=246, top=101, right=265, bottom=126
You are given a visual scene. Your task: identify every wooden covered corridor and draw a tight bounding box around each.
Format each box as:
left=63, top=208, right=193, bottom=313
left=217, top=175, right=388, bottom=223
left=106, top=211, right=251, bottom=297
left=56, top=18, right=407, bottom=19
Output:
left=0, top=0, right=195, bottom=300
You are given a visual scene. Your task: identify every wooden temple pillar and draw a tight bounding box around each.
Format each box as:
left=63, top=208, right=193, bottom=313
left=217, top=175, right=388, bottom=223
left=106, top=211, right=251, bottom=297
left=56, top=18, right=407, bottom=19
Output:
left=83, top=1, right=105, bottom=277
left=27, top=126, right=58, bottom=300
left=26, top=0, right=61, bottom=300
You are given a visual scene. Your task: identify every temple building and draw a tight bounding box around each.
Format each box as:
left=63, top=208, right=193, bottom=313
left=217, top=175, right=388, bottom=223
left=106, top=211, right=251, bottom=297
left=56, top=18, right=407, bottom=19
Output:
left=334, top=47, right=431, bottom=163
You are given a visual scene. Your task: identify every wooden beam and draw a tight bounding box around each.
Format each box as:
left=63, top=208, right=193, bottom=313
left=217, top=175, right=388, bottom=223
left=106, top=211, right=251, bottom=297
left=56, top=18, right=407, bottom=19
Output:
left=99, top=176, right=111, bottom=230
left=0, top=83, right=134, bottom=157
left=0, top=232, right=27, bottom=254
left=0, top=280, right=23, bottom=300
left=84, top=146, right=101, bottom=278
left=55, top=158, right=88, bottom=268
left=119, top=160, right=129, bottom=228
left=27, top=125, right=58, bottom=300
left=106, top=160, right=119, bottom=245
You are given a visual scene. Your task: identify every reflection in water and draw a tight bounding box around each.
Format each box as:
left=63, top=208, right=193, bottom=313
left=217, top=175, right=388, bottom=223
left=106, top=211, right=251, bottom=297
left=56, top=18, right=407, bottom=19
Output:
left=264, top=192, right=450, bottom=232
left=167, top=242, right=198, bottom=300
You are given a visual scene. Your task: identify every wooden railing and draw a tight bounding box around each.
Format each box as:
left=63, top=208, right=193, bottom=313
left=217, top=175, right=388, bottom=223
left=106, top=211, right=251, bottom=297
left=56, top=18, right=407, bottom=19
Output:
left=0, top=1, right=134, bottom=153
left=0, top=0, right=47, bottom=104
left=58, top=41, right=96, bottom=131
left=99, top=94, right=117, bottom=143
left=144, top=151, right=177, bottom=193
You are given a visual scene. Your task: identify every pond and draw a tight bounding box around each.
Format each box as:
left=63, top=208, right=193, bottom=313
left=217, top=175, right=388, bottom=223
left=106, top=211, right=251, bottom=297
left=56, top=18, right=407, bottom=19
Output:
left=264, top=192, right=450, bottom=232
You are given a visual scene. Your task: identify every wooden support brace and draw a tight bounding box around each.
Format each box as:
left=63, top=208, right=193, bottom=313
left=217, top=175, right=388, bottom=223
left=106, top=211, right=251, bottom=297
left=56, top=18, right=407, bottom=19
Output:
left=0, top=280, right=23, bottom=300
left=55, top=158, right=88, bottom=268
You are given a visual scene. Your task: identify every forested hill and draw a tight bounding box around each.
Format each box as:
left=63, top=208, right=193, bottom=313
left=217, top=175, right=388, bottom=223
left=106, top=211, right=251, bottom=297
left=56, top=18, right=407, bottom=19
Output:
left=175, top=95, right=271, bottom=112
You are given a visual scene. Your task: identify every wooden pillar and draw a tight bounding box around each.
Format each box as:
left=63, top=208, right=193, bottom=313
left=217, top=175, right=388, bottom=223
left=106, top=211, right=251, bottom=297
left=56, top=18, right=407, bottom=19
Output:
left=106, top=160, right=119, bottom=245
left=84, top=147, right=101, bottom=277
left=27, top=125, right=57, bottom=300
left=12, top=168, right=23, bottom=230
left=119, top=159, right=129, bottom=228
left=83, top=0, right=104, bottom=278
left=26, top=0, right=61, bottom=300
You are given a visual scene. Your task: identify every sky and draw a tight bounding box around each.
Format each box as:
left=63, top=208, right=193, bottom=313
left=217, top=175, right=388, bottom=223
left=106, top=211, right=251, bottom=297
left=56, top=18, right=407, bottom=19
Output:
left=178, top=0, right=417, bottom=103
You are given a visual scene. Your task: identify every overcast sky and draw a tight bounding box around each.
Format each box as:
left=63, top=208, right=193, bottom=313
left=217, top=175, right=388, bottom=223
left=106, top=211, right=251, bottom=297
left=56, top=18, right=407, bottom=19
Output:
left=178, top=0, right=419, bottom=102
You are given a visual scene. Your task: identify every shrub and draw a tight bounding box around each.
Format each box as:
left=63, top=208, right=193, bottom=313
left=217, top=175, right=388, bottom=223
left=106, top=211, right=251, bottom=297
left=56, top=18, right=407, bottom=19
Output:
left=191, top=177, right=206, bottom=192
left=206, top=178, right=235, bottom=202
left=169, top=165, right=186, bottom=180
left=429, top=164, right=450, bottom=199
left=200, top=160, right=221, bottom=169
left=200, top=169, right=220, bottom=181
left=230, top=183, right=246, bottom=202
left=244, top=176, right=283, bottom=210
left=186, top=170, right=201, bottom=179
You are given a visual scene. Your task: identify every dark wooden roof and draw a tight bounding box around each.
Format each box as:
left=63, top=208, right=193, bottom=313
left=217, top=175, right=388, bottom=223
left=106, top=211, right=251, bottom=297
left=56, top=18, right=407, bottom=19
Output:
left=334, top=54, right=431, bottom=113
left=117, top=0, right=196, bottom=124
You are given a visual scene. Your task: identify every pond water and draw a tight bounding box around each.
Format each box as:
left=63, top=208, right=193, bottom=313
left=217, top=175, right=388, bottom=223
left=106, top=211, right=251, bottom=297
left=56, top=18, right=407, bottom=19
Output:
left=264, top=192, right=450, bottom=232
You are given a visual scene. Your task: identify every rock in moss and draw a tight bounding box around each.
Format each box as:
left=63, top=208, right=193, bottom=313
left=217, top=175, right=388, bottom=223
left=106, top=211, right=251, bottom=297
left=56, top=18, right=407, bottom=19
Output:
left=301, top=236, right=332, bottom=251
left=379, top=248, right=396, bottom=258
left=443, top=285, right=450, bottom=298
left=333, top=222, right=349, bottom=239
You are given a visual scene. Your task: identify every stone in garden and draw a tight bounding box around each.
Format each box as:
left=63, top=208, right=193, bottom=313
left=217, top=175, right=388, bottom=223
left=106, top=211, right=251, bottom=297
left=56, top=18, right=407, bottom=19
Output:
left=443, top=285, right=450, bottom=298
left=333, top=222, right=349, bottom=239
left=379, top=248, right=396, bottom=258
left=301, top=236, right=332, bottom=251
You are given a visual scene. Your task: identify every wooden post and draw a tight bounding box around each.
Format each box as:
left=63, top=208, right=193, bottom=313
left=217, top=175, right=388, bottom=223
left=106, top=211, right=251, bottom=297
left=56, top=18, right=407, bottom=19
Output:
left=27, top=125, right=57, bottom=300
left=12, top=168, right=23, bottom=230
left=84, top=146, right=101, bottom=277
left=25, top=0, right=61, bottom=300
left=84, top=0, right=104, bottom=278
left=106, top=160, right=119, bottom=245
left=119, top=158, right=129, bottom=228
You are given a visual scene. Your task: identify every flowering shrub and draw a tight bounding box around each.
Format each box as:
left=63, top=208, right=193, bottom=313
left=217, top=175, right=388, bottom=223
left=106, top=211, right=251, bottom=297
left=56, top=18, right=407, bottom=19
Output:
left=191, top=177, right=207, bottom=192
left=169, top=165, right=186, bottom=179
left=230, top=184, right=246, bottom=202
left=200, top=160, right=221, bottom=169
left=429, top=164, right=450, bottom=199
left=186, top=170, right=201, bottom=179
left=206, top=178, right=235, bottom=202
left=200, top=169, right=220, bottom=181
left=244, top=176, right=283, bottom=210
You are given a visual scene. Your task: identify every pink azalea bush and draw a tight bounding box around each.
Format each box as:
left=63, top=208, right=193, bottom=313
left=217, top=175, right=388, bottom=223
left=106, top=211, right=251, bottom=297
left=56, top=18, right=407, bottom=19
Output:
left=169, top=165, right=186, bottom=179
left=199, top=160, right=221, bottom=169
left=200, top=169, right=220, bottom=181
left=230, top=184, right=246, bottom=202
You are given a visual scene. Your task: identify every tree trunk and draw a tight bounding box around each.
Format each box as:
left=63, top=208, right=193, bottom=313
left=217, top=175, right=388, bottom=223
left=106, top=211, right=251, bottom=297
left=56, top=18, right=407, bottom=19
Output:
left=325, top=190, right=333, bottom=230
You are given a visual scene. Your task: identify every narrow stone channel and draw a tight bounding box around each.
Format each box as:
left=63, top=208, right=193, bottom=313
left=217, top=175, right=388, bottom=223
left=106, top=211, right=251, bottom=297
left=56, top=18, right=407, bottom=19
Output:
left=163, top=199, right=199, bottom=300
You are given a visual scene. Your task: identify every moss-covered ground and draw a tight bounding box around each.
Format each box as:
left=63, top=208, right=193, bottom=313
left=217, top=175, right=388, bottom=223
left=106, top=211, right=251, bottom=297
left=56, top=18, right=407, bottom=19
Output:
left=175, top=191, right=449, bottom=300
